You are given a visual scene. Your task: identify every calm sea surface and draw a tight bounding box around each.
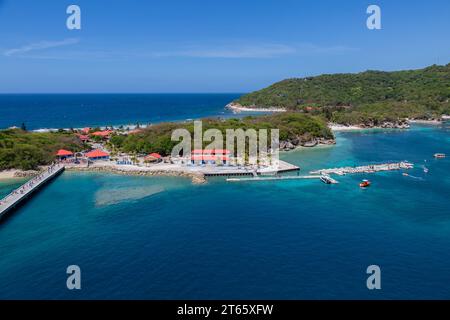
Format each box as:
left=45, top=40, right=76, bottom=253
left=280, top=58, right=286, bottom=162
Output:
left=0, top=95, right=449, bottom=299
left=0, top=94, right=242, bottom=130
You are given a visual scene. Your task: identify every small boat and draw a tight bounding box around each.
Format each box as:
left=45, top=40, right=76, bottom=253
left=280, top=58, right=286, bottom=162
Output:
left=320, top=175, right=333, bottom=184
left=423, top=166, right=429, bottom=173
left=359, top=179, right=371, bottom=188
left=320, top=175, right=339, bottom=184
left=434, top=153, right=446, bottom=159
left=402, top=173, right=409, bottom=177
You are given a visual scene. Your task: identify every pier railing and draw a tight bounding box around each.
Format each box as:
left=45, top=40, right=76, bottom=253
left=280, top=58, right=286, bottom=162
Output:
left=0, top=164, right=65, bottom=220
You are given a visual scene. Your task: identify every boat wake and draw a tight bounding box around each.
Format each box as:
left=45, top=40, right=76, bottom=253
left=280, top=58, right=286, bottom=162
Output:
left=402, top=173, right=424, bottom=181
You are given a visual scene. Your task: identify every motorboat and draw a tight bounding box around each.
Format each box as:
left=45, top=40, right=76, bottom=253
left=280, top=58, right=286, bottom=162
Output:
left=359, top=179, right=371, bottom=188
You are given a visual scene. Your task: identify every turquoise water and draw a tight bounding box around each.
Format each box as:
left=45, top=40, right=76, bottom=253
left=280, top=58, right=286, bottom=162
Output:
left=0, top=124, right=449, bottom=299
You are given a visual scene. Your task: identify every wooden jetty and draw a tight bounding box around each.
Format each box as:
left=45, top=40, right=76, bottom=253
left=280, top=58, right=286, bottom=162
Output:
left=310, top=161, right=414, bottom=176
left=0, top=164, right=65, bottom=221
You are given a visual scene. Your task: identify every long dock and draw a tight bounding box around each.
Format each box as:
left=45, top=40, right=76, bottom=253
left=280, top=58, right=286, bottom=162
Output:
left=0, top=164, right=65, bottom=221
left=226, top=175, right=321, bottom=182
left=310, top=161, right=414, bottom=176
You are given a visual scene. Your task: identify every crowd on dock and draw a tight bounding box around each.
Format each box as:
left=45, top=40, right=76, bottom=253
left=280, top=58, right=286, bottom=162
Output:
left=0, top=163, right=60, bottom=207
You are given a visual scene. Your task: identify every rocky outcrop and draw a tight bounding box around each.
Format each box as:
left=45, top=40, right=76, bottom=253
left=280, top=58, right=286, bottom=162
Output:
left=13, top=170, right=41, bottom=178
left=356, top=119, right=410, bottom=129
left=280, top=136, right=336, bottom=151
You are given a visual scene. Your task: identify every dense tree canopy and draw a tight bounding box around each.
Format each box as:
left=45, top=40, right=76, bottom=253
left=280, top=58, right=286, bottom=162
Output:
left=109, top=113, right=333, bottom=156
left=235, top=64, right=450, bottom=124
left=0, top=129, right=84, bottom=170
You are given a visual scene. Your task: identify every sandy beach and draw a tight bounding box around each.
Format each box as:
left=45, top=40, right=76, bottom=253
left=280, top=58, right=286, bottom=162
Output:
left=0, top=170, right=38, bottom=180
left=328, top=124, right=367, bottom=131
left=408, top=119, right=443, bottom=125
left=226, top=103, right=286, bottom=113
left=0, top=170, right=21, bottom=180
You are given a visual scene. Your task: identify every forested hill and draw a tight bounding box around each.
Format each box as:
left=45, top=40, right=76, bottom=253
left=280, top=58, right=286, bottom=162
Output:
left=234, top=64, right=450, bottom=120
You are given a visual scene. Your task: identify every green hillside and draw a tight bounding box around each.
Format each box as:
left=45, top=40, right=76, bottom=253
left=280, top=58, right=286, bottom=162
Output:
left=235, top=64, right=450, bottom=124
left=109, top=113, right=333, bottom=156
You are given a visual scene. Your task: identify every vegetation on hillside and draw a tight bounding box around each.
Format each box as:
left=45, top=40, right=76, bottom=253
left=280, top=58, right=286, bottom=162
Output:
left=109, top=113, right=333, bottom=156
left=0, top=129, right=84, bottom=170
left=235, top=64, right=450, bottom=124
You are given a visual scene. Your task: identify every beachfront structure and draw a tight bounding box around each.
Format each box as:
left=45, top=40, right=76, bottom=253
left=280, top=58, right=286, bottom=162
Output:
left=91, top=130, right=113, bottom=139
left=85, top=149, right=110, bottom=161
left=77, top=134, right=89, bottom=142
left=191, top=149, right=231, bottom=165
left=144, top=153, right=162, bottom=163
left=56, top=149, right=73, bottom=160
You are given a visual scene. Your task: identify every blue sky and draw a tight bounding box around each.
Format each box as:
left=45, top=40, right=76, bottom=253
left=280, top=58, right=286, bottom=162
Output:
left=0, top=0, right=449, bottom=93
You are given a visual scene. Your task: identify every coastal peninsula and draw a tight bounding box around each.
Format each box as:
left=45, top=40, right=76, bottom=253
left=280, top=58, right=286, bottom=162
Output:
left=231, top=64, right=450, bottom=129
left=1, top=63, right=449, bottom=181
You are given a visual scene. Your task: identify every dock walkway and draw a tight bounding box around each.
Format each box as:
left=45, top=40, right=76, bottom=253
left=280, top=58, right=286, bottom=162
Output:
left=226, top=175, right=321, bottom=182
left=310, top=161, right=414, bottom=176
left=0, top=164, right=65, bottom=220
left=199, top=160, right=299, bottom=177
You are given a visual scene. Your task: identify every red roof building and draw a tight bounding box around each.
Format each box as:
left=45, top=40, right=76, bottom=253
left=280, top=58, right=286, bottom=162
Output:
left=144, top=153, right=162, bottom=162
left=209, top=149, right=231, bottom=154
left=147, top=153, right=162, bottom=159
left=81, top=127, right=91, bottom=134
left=191, top=154, right=229, bottom=162
left=192, top=149, right=231, bottom=155
left=56, top=149, right=74, bottom=157
left=91, top=130, right=113, bottom=138
left=78, top=135, right=89, bottom=142
left=85, top=149, right=110, bottom=160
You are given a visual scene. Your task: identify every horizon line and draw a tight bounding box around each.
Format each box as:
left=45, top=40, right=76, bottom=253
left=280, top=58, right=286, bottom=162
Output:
left=0, top=92, right=247, bottom=95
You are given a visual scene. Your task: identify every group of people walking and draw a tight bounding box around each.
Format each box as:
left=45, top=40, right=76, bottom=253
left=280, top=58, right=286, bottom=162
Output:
left=0, top=163, right=60, bottom=207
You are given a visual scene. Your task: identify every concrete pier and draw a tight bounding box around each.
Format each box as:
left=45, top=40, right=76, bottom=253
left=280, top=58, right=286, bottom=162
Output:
left=0, top=164, right=65, bottom=221
left=310, top=161, right=414, bottom=176
left=202, top=160, right=299, bottom=177
left=226, top=175, right=321, bottom=182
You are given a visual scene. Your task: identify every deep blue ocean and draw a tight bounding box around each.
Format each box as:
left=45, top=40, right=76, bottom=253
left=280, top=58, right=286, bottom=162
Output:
left=0, top=95, right=450, bottom=299
left=0, top=94, right=242, bottom=130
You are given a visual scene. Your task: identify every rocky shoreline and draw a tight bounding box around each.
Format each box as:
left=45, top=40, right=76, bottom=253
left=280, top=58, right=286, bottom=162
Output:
left=330, top=119, right=411, bottom=131
left=279, top=119, right=418, bottom=151
left=280, top=137, right=336, bottom=151
left=0, top=169, right=42, bottom=180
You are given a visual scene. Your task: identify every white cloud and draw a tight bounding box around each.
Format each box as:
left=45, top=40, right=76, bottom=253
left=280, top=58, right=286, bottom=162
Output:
left=295, top=43, right=358, bottom=54
left=3, top=38, right=80, bottom=57
left=1, top=40, right=358, bottom=60
left=152, top=43, right=357, bottom=59
left=154, top=44, right=296, bottom=59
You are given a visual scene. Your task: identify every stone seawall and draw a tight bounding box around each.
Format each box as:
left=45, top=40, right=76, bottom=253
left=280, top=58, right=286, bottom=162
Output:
left=65, top=166, right=207, bottom=184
